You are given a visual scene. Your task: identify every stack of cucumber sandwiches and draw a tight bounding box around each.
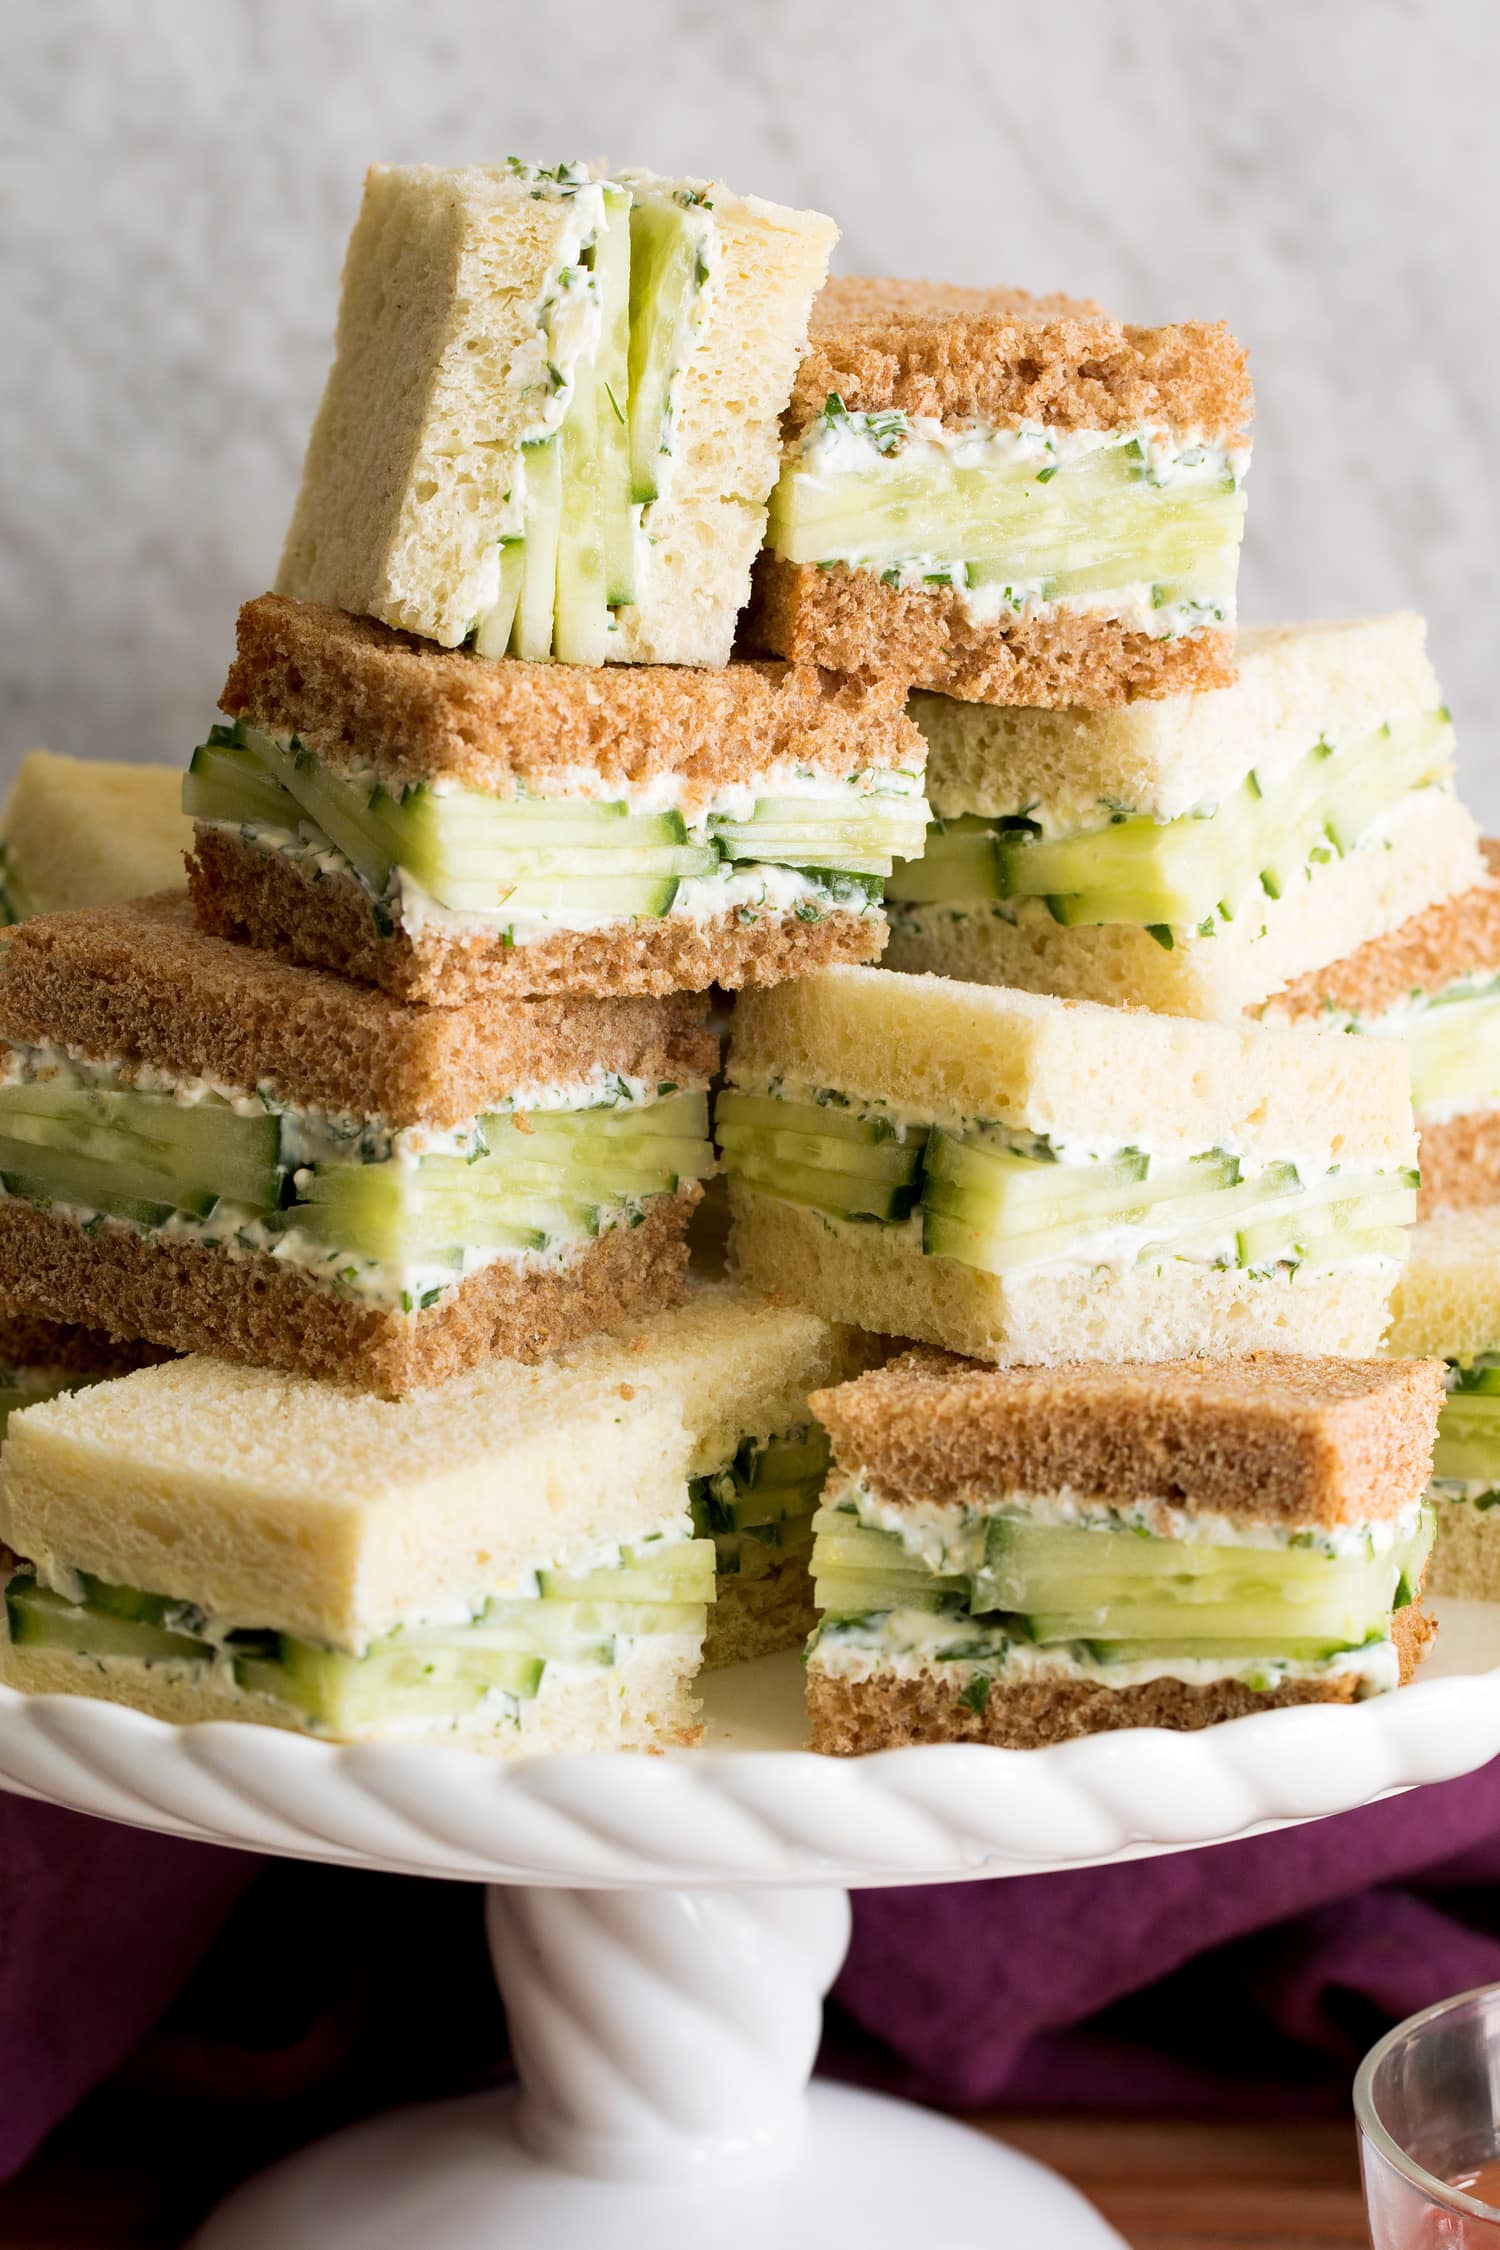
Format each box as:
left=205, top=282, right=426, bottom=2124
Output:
left=0, top=156, right=1497, bottom=1758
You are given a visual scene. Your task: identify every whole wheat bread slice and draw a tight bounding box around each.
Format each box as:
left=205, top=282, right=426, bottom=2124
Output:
left=224, top=595, right=918, bottom=794
left=0, top=894, right=715, bottom=1126
left=188, top=822, right=886, bottom=1004
left=806, top=1600, right=1436, bottom=1754
left=811, top=1348, right=1445, bottom=1528
left=0, top=1184, right=699, bottom=1398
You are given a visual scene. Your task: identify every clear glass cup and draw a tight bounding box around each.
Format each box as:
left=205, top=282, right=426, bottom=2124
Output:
left=1358, top=1984, right=1500, bottom=2244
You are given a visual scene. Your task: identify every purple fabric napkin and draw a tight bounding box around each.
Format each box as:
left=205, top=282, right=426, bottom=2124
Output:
left=0, top=1800, right=256, bottom=2175
left=7, top=1760, right=1500, bottom=2179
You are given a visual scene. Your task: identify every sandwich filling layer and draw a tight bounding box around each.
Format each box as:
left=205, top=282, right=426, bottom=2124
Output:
left=807, top=1472, right=1432, bottom=1701
left=187, top=722, right=929, bottom=950
left=1305, top=972, right=1500, bottom=1127
left=0, top=1047, right=714, bottom=1312
left=1427, top=1356, right=1500, bottom=1511
left=690, top=1422, right=830, bottom=1588
left=716, top=1081, right=1416, bottom=1285
left=2, top=1525, right=715, bottom=1740
left=766, top=401, right=1248, bottom=640
left=887, top=706, right=1457, bottom=949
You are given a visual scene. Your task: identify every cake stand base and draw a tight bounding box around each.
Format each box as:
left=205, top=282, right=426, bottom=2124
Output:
left=189, top=1882, right=1122, bottom=2247
left=191, top=2081, right=1124, bottom=2249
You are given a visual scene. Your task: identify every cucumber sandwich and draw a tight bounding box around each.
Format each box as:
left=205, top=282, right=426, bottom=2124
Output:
left=885, top=615, right=1481, bottom=1019
left=803, top=1348, right=1443, bottom=1752
left=0, top=1352, right=714, bottom=1753
left=721, top=964, right=1418, bottom=1366
left=0, top=895, right=716, bottom=1395
left=550, top=1283, right=883, bottom=1666
left=1388, top=1210, right=1500, bottom=1603
left=1264, top=840, right=1500, bottom=1216
left=277, top=161, right=836, bottom=668
left=750, top=277, right=1251, bottom=708
left=0, top=751, right=192, bottom=925
left=185, top=595, right=929, bottom=1004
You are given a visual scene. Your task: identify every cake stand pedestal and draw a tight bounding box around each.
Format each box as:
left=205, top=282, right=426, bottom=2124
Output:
left=0, top=1602, right=1497, bottom=2249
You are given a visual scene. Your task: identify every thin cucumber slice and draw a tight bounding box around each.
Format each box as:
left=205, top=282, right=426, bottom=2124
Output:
left=5, top=1576, right=209, bottom=1665
left=594, top=187, right=637, bottom=608
left=554, top=316, right=611, bottom=665
left=627, top=195, right=710, bottom=505
left=474, top=540, right=526, bottom=658
left=812, top=1569, right=964, bottom=1616
left=715, top=1090, right=912, bottom=1149
left=0, top=1083, right=282, bottom=1211
left=185, top=738, right=302, bottom=829
left=726, top=1150, right=919, bottom=1223
left=239, top=726, right=394, bottom=894
left=429, top=873, right=684, bottom=918
left=537, top=1542, right=716, bottom=1604
left=716, top=1121, right=921, bottom=1185
left=513, top=438, right=563, bottom=661
left=740, top=1427, right=830, bottom=1487
left=239, top=1635, right=546, bottom=1728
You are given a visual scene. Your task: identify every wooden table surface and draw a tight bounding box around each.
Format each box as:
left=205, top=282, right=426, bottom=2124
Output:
left=0, top=2094, right=1369, bottom=2248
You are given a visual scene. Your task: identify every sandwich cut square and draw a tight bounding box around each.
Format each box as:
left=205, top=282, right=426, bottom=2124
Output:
left=804, top=1349, right=1443, bottom=1752
left=1388, top=1210, right=1500, bottom=1601
left=0, top=750, right=193, bottom=923
left=0, top=1352, right=714, bottom=1753
left=749, top=278, right=1251, bottom=708
left=1263, top=841, right=1500, bottom=1215
left=278, top=161, right=837, bottom=668
left=184, top=596, right=929, bottom=1004
left=720, top=965, right=1418, bottom=1365
left=885, top=616, right=1481, bottom=1020
left=550, top=1284, right=885, bottom=1666
left=0, top=896, right=717, bottom=1396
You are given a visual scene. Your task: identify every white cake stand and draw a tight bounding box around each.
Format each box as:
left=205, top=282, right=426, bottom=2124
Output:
left=3, top=1602, right=1500, bottom=2250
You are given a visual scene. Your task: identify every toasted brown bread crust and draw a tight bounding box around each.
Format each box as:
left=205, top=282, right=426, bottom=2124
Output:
left=0, top=1187, right=699, bottom=1398
left=187, top=823, right=886, bottom=1003
left=810, top=1348, right=1445, bottom=1528
left=806, top=1600, right=1435, bottom=1753
left=223, top=596, right=921, bottom=793
left=0, top=1310, right=167, bottom=1380
left=0, top=895, right=716, bottom=1127
left=794, top=280, right=1252, bottom=441
left=1267, top=840, right=1500, bottom=1026
left=1418, top=1110, right=1500, bottom=1217
left=746, top=558, right=1235, bottom=708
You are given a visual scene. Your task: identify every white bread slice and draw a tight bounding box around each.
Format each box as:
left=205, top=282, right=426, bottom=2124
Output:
left=0, top=1352, right=692, bottom=1651
left=1, top=753, right=191, bottom=919
left=727, top=965, right=1415, bottom=1170
left=914, top=616, right=1444, bottom=825
left=1387, top=1210, right=1500, bottom=1360
left=278, top=163, right=835, bottom=663
left=729, top=1184, right=1395, bottom=1364
left=553, top=1282, right=875, bottom=1476
left=886, top=789, right=1483, bottom=1019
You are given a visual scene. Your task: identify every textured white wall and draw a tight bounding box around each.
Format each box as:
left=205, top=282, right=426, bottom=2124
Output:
left=4, top=0, right=1497, bottom=816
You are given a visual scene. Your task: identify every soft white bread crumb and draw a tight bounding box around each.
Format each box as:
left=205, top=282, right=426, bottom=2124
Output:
left=0, top=1354, right=693, bottom=1649
left=0, top=1633, right=701, bottom=1753
left=278, top=166, right=582, bottom=649
left=552, top=1281, right=876, bottom=1475
left=729, top=1186, right=1398, bottom=1364
left=913, top=616, right=1444, bottom=824
left=728, top=965, right=1416, bottom=1169
left=1387, top=1210, right=1500, bottom=1358
left=2, top=753, right=192, bottom=917
left=886, top=792, right=1483, bottom=1020
left=1425, top=1503, right=1500, bottom=1603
